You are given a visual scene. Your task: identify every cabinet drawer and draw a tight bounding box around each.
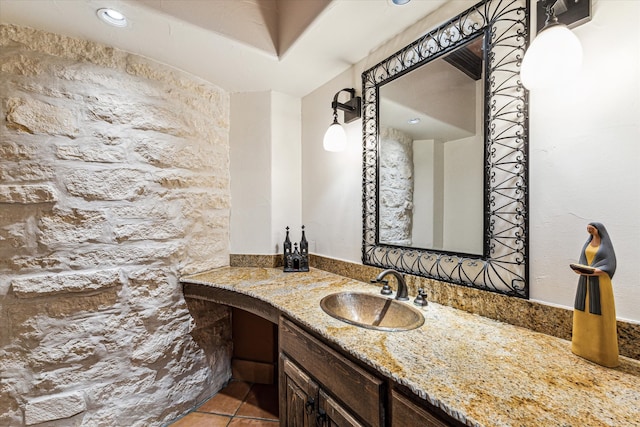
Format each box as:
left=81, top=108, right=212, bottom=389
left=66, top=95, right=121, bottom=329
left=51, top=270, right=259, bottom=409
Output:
left=280, top=318, right=384, bottom=427
left=391, top=390, right=452, bottom=427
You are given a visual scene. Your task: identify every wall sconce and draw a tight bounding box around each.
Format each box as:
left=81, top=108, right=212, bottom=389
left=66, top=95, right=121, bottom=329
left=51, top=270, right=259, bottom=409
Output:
left=323, top=88, right=361, bottom=152
left=521, top=0, right=591, bottom=90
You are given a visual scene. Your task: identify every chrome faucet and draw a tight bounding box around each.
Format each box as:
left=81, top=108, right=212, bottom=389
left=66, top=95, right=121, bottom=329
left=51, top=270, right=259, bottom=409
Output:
left=372, top=269, right=409, bottom=301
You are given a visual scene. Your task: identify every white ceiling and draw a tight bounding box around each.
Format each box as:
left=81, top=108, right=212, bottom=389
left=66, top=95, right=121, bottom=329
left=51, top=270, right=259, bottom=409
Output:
left=0, top=0, right=449, bottom=97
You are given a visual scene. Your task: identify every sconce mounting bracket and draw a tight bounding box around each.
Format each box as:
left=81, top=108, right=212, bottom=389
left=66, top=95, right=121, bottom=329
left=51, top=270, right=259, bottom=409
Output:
left=535, top=0, right=591, bottom=32
left=331, top=88, right=362, bottom=124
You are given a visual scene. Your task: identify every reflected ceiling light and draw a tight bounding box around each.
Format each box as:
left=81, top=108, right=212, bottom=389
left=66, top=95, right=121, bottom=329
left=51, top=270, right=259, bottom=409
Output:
left=408, top=118, right=421, bottom=125
left=97, top=8, right=128, bottom=27
left=323, top=88, right=361, bottom=152
left=521, top=0, right=591, bottom=90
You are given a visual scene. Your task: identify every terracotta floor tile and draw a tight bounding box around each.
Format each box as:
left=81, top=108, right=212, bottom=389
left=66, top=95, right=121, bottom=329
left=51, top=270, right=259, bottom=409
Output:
left=236, top=383, right=279, bottom=421
left=198, top=381, right=252, bottom=416
left=169, top=412, right=231, bottom=427
left=228, top=418, right=279, bottom=426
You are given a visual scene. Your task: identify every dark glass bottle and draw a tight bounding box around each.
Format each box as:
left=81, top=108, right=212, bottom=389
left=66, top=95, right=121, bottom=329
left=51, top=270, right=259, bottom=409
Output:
left=284, top=226, right=292, bottom=256
left=300, top=225, right=308, bottom=256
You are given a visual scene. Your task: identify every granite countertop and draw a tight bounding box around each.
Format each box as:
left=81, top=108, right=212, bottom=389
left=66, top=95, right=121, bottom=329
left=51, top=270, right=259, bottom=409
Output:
left=181, top=267, right=640, bottom=427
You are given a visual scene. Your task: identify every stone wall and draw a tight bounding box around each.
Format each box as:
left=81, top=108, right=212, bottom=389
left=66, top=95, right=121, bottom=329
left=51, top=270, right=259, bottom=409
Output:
left=0, top=24, right=232, bottom=426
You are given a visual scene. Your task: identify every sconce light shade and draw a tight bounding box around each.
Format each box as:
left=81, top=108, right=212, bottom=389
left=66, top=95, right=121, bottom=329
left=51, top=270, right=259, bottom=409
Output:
left=521, top=24, right=582, bottom=90
left=323, top=88, right=361, bottom=152
left=521, top=0, right=590, bottom=90
left=323, top=119, right=347, bottom=152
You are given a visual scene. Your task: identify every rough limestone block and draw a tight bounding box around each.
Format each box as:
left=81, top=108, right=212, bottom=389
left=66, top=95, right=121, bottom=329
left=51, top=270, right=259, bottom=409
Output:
left=38, top=208, right=109, bottom=247
left=5, top=97, right=79, bottom=138
left=55, top=143, right=126, bottom=163
left=113, top=222, right=182, bottom=242
left=0, top=53, right=44, bottom=76
left=87, top=98, right=191, bottom=138
left=85, top=368, right=157, bottom=405
left=0, top=142, right=37, bottom=160
left=24, top=390, right=86, bottom=425
left=0, top=162, right=55, bottom=182
left=62, top=243, right=181, bottom=270
left=133, top=138, right=216, bottom=169
left=63, top=168, right=148, bottom=201
left=11, top=268, right=123, bottom=298
left=0, top=184, right=57, bottom=204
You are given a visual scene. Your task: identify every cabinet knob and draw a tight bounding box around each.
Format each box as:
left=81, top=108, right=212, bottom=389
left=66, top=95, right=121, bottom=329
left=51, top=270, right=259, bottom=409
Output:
left=316, top=408, right=326, bottom=427
left=305, top=397, right=315, bottom=415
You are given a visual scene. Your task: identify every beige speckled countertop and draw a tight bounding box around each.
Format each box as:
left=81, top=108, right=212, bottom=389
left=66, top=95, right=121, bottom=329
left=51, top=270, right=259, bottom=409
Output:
left=181, top=267, right=640, bottom=427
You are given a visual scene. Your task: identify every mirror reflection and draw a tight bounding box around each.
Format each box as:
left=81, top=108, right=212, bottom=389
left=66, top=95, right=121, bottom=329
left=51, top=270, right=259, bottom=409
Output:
left=378, top=35, right=485, bottom=255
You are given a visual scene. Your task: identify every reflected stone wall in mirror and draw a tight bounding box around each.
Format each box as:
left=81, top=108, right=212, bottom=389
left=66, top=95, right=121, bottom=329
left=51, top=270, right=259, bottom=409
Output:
left=362, top=0, right=530, bottom=298
left=378, top=35, right=485, bottom=255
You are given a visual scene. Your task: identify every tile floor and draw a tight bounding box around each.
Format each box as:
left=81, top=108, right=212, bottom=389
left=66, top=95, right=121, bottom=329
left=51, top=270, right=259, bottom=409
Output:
left=168, top=381, right=279, bottom=427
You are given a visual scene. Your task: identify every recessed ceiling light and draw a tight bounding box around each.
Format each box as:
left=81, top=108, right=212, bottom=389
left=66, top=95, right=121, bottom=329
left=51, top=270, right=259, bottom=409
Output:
left=408, top=118, right=421, bottom=124
left=97, top=8, right=128, bottom=27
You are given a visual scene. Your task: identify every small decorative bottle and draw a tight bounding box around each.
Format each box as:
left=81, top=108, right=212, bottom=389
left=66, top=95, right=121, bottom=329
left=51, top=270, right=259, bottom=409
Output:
left=284, top=226, right=292, bottom=258
left=299, top=225, right=309, bottom=271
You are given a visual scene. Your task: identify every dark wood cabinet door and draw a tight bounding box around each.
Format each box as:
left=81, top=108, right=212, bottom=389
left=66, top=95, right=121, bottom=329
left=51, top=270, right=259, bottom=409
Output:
left=281, top=354, right=366, bottom=427
left=319, top=389, right=365, bottom=427
left=280, top=318, right=383, bottom=427
left=282, top=355, right=319, bottom=427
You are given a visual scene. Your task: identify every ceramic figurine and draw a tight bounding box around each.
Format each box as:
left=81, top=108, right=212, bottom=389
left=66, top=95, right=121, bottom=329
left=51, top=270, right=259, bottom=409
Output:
left=570, top=222, right=619, bottom=367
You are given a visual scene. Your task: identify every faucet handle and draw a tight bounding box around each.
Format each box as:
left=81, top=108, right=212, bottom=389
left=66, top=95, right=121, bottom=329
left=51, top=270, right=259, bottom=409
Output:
left=414, top=288, right=428, bottom=307
left=371, top=279, right=392, bottom=295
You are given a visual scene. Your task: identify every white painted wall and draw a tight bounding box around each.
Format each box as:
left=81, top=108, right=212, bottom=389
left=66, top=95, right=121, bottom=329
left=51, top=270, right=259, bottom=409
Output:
left=230, top=91, right=302, bottom=254
left=442, top=76, right=485, bottom=254
left=412, top=139, right=438, bottom=249
left=301, top=69, right=363, bottom=261
left=527, top=0, right=640, bottom=320
left=230, top=92, right=273, bottom=253
left=443, top=134, right=483, bottom=254
left=271, top=92, right=303, bottom=252
left=300, top=0, right=640, bottom=322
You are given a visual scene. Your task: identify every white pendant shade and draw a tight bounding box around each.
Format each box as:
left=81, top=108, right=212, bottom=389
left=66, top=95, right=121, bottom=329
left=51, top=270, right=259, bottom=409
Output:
left=521, top=24, right=583, bottom=90
left=323, top=122, right=347, bottom=152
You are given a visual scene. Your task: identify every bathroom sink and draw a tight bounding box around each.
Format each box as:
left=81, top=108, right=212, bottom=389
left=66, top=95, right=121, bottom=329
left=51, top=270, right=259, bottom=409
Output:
left=320, top=292, right=424, bottom=332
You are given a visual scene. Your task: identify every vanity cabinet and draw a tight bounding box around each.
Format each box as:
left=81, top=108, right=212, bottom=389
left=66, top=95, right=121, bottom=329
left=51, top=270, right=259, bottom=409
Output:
left=279, top=317, right=384, bottom=427
left=183, top=279, right=466, bottom=427
left=279, top=316, right=466, bottom=427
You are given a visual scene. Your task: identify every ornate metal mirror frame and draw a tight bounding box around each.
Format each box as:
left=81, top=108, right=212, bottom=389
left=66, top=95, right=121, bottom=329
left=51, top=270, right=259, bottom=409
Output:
left=362, top=0, right=530, bottom=298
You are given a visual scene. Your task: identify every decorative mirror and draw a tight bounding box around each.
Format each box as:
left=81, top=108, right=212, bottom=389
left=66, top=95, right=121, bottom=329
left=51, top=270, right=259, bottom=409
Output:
left=362, top=0, right=529, bottom=298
